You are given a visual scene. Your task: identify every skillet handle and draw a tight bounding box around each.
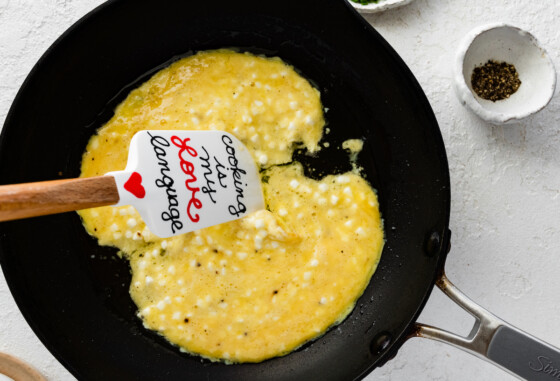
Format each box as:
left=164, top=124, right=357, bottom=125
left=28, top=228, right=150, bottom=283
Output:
left=415, top=272, right=560, bottom=380
left=487, top=325, right=560, bottom=380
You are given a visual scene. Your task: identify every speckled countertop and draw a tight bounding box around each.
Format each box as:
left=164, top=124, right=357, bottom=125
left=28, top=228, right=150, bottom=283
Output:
left=1, top=1, right=559, bottom=380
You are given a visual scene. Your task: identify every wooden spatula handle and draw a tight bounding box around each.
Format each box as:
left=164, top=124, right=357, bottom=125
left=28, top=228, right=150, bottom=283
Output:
left=0, top=176, right=119, bottom=222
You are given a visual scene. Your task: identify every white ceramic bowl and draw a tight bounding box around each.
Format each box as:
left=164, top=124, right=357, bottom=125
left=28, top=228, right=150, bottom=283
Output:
left=454, top=23, right=556, bottom=125
left=348, top=0, right=414, bottom=14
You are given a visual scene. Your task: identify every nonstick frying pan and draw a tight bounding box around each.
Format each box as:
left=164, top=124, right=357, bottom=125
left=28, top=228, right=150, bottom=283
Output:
left=0, top=1, right=559, bottom=380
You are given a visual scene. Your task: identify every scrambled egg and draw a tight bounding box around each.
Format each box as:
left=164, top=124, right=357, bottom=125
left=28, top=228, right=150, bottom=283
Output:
left=78, top=50, right=384, bottom=363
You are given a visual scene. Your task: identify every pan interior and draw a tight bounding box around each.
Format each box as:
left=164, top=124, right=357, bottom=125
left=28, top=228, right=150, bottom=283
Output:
left=0, top=1, right=450, bottom=380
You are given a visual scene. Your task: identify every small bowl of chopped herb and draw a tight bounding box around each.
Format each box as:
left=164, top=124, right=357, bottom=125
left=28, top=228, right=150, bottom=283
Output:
left=347, top=0, right=414, bottom=14
left=454, top=23, right=556, bottom=125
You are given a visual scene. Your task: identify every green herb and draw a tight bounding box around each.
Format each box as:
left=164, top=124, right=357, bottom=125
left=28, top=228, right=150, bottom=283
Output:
left=471, top=60, right=521, bottom=102
left=350, top=0, right=380, bottom=4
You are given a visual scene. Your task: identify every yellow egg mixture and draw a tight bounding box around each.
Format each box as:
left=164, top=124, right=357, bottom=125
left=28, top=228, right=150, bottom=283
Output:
left=78, top=50, right=384, bottom=363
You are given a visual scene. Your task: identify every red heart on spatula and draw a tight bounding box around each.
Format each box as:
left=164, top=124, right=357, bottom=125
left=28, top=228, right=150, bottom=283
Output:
left=124, top=172, right=145, bottom=199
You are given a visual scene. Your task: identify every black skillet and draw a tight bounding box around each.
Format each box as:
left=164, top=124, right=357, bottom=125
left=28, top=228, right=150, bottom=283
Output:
left=1, top=1, right=559, bottom=380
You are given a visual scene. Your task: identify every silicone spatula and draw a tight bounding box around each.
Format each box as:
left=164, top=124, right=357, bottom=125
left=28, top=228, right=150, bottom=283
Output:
left=0, top=130, right=264, bottom=238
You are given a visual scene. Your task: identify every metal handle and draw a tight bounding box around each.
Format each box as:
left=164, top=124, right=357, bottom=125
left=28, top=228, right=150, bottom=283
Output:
left=415, top=272, right=560, bottom=380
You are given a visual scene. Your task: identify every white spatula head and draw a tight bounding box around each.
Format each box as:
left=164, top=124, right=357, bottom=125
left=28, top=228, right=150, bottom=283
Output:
left=107, top=130, right=264, bottom=238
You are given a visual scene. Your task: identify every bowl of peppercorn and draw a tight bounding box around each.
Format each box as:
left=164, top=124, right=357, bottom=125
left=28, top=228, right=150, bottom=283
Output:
left=454, top=23, right=556, bottom=125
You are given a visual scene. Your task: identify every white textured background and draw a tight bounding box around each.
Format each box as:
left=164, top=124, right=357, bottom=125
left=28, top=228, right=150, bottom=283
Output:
left=1, top=1, right=559, bottom=380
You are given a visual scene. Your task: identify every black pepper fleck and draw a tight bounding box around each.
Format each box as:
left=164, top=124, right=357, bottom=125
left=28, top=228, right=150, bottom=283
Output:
left=471, top=60, right=521, bottom=102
